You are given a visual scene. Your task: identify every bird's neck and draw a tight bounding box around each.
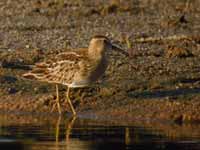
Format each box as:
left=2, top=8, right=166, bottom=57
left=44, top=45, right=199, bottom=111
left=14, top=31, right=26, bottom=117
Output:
left=88, top=45, right=104, bottom=61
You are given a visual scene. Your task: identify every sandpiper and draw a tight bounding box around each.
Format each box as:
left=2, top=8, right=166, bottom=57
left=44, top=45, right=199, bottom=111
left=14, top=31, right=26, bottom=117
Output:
left=23, top=35, right=128, bottom=115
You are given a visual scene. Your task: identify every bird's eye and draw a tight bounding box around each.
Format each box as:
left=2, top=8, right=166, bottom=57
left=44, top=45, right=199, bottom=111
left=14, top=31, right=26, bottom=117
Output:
left=103, top=39, right=108, bottom=43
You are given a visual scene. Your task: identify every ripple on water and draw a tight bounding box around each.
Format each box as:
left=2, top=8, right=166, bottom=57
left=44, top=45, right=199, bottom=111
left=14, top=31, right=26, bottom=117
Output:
left=0, top=113, right=199, bottom=150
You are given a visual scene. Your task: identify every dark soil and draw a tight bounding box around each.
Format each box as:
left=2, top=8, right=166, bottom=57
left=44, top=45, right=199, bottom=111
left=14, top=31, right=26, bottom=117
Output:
left=0, top=0, right=200, bottom=123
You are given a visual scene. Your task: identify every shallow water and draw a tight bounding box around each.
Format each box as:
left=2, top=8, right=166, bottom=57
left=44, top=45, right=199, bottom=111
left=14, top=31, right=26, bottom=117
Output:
left=0, top=113, right=199, bottom=150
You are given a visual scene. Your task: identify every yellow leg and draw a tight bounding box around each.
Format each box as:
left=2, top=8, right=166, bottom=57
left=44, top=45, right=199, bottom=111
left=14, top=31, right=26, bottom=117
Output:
left=77, top=89, right=84, bottom=104
left=51, top=84, right=62, bottom=114
left=56, top=84, right=62, bottom=114
left=66, top=87, right=76, bottom=115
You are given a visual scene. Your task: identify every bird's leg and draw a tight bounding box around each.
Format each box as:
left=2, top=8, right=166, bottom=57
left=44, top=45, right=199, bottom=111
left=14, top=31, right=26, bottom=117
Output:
left=56, top=84, right=62, bottom=114
left=66, top=87, right=76, bottom=115
left=80, top=90, right=85, bottom=105
left=76, top=89, right=84, bottom=105
left=51, top=84, right=62, bottom=114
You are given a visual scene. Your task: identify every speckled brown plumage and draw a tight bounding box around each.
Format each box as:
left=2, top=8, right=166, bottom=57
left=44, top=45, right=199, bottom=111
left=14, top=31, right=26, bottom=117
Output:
left=23, top=50, right=107, bottom=87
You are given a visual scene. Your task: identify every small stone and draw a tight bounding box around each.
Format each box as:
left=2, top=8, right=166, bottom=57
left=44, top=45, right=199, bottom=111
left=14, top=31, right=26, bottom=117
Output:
left=7, top=88, right=17, bottom=94
left=26, top=45, right=30, bottom=48
left=173, top=115, right=183, bottom=124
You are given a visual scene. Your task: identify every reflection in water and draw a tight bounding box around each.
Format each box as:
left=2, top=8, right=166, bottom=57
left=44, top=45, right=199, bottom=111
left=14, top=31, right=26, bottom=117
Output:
left=0, top=139, right=24, bottom=150
left=66, top=116, right=76, bottom=150
left=125, top=127, right=131, bottom=145
left=54, top=116, right=77, bottom=150
left=55, top=116, right=61, bottom=150
left=0, top=113, right=199, bottom=150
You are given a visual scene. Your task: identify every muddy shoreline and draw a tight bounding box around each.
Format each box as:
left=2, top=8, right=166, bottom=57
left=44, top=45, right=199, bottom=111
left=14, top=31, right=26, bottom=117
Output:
left=0, top=0, right=200, bottom=123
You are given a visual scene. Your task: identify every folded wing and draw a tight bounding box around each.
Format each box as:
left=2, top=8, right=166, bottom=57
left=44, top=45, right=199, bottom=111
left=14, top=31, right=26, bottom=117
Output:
left=23, top=51, right=84, bottom=85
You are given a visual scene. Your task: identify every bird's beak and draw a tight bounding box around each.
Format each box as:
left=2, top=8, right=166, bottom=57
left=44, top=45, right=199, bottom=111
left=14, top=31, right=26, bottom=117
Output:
left=111, top=44, right=129, bottom=57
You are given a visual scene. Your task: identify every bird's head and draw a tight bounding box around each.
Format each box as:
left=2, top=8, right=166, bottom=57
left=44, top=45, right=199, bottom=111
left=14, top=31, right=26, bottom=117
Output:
left=88, top=35, right=129, bottom=59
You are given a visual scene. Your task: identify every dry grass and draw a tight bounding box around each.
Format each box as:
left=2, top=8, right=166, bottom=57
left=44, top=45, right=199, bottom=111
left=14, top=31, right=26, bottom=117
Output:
left=165, top=45, right=193, bottom=58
